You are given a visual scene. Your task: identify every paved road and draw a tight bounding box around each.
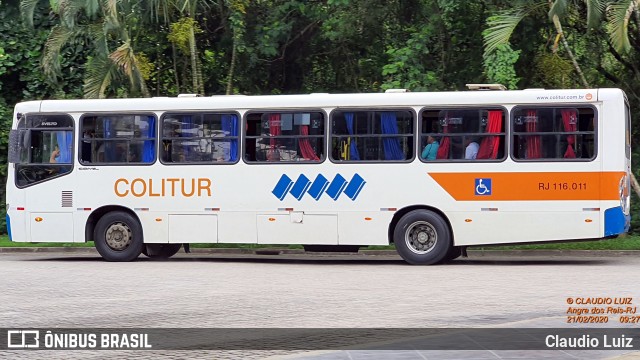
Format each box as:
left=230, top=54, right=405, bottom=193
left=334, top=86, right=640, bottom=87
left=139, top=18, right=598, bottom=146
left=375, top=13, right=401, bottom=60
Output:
left=1, top=250, right=639, bottom=359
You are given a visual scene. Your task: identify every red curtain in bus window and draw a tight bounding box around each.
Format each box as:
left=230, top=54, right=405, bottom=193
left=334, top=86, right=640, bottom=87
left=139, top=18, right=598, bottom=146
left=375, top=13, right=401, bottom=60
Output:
left=476, top=110, right=503, bottom=159
left=436, top=114, right=450, bottom=159
left=268, top=113, right=281, bottom=161
left=561, top=109, right=577, bottom=158
left=298, top=125, right=320, bottom=161
left=526, top=110, right=541, bottom=159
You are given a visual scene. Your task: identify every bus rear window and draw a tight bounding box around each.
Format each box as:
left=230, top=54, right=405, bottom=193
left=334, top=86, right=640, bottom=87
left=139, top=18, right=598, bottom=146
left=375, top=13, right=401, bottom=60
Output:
left=511, top=107, right=596, bottom=161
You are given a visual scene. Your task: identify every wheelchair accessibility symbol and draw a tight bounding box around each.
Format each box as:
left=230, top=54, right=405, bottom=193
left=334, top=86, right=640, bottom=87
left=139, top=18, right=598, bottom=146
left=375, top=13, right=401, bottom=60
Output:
left=475, top=178, right=492, bottom=196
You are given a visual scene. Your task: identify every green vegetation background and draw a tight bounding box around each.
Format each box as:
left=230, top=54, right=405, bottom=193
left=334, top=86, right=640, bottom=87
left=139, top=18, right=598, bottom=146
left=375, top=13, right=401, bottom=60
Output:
left=2, top=0, right=640, bottom=241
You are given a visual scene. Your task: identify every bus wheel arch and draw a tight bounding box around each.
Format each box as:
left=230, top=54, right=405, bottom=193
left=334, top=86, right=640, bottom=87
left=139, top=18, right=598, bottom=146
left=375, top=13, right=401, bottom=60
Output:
left=86, top=206, right=144, bottom=262
left=388, top=205, right=453, bottom=244
left=389, top=206, right=455, bottom=265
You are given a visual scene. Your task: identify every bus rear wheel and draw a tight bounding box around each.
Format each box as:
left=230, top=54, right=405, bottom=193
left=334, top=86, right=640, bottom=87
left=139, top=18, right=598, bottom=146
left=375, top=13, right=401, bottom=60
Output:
left=143, top=244, right=182, bottom=259
left=393, top=210, right=451, bottom=265
left=94, top=211, right=144, bottom=262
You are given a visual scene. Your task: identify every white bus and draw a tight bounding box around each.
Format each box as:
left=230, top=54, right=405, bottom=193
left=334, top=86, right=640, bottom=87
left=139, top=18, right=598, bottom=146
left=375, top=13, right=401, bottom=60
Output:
left=4, top=87, right=631, bottom=264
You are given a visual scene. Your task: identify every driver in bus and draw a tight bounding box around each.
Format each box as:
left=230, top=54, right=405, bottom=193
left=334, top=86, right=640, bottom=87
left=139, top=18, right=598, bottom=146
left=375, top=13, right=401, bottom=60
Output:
left=49, top=145, right=60, bottom=163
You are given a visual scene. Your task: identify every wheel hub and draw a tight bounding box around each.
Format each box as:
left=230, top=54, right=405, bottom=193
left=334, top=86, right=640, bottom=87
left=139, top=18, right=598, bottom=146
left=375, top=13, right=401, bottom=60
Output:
left=405, top=221, right=437, bottom=254
left=417, top=231, right=429, bottom=243
left=105, top=222, right=132, bottom=251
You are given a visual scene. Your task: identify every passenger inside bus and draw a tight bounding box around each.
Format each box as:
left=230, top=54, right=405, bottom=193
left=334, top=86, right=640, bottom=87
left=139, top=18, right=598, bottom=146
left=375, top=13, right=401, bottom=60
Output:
left=464, top=137, right=479, bottom=159
left=81, top=130, right=93, bottom=162
left=421, top=136, right=439, bottom=160
left=162, top=125, right=178, bottom=162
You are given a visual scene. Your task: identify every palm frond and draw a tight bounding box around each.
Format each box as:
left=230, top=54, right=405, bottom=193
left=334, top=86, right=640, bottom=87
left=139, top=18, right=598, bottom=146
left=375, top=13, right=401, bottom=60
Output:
left=84, top=55, right=117, bottom=99
left=483, top=2, right=548, bottom=56
left=85, top=0, right=101, bottom=19
left=41, top=24, right=75, bottom=81
left=85, top=23, right=109, bottom=57
left=607, top=0, right=635, bottom=52
left=108, top=41, right=151, bottom=96
left=549, top=0, right=569, bottom=21
left=109, top=41, right=136, bottom=83
left=585, top=0, right=606, bottom=31
left=483, top=10, right=528, bottom=56
left=57, top=0, right=79, bottom=28
left=19, top=0, right=40, bottom=28
left=101, top=0, right=120, bottom=26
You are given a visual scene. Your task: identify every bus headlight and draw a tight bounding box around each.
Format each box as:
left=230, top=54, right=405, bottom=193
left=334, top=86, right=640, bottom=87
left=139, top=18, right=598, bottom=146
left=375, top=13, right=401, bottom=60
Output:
left=620, top=174, right=630, bottom=215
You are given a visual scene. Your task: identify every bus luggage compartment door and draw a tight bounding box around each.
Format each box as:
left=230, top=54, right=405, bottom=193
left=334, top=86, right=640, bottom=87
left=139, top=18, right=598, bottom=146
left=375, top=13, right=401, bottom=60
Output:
left=30, top=212, right=74, bottom=242
left=168, top=214, right=218, bottom=243
left=256, top=213, right=338, bottom=244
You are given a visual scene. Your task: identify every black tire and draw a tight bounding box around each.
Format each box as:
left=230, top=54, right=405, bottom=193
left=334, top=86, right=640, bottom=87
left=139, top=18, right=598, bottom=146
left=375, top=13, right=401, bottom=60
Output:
left=393, top=210, right=451, bottom=265
left=440, top=246, right=462, bottom=263
left=143, top=244, right=182, bottom=259
left=94, top=211, right=144, bottom=262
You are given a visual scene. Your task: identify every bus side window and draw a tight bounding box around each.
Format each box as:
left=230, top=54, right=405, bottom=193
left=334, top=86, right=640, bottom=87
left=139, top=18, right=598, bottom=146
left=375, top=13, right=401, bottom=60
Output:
left=511, top=107, right=596, bottom=160
left=162, top=112, right=240, bottom=164
left=420, top=108, right=505, bottom=162
left=244, top=111, right=324, bottom=163
left=81, top=115, right=156, bottom=165
left=330, top=110, right=413, bottom=162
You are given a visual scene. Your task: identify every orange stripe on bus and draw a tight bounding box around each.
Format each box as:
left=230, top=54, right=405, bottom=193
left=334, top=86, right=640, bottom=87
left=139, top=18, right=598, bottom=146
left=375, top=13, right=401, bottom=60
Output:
left=428, top=172, right=625, bottom=201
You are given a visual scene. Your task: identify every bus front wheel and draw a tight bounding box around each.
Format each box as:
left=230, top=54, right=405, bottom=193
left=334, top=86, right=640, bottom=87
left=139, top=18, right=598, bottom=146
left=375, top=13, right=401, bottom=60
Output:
left=143, top=244, right=182, bottom=259
left=94, top=211, right=144, bottom=262
left=393, top=210, right=451, bottom=265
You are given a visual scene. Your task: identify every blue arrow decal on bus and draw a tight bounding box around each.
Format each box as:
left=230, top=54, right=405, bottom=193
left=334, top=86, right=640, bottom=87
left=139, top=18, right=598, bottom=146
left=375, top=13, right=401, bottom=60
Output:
left=343, top=173, right=366, bottom=200
left=272, top=174, right=294, bottom=200
left=307, top=174, right=330, bottom=200
left=290, top=174, right=312, bottom=200
left=272, top=173, right=365, bottom=201
left=326, top=174, right=348, bottom=200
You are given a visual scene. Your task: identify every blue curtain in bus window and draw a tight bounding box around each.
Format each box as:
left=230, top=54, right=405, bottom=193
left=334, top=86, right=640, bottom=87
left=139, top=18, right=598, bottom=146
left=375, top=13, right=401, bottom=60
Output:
left=221, top=114, right=238, bottom=161
left=55, top=131, right=73, bottom=163
left=104, top=118, right=116, bottom=162
left=345, top=112, right=360, bottom=160
left=181, top=115, right=193, bottom=161
left=142, top=116, right=155, bottom=163
left=380, top=112, right=403, bottom=160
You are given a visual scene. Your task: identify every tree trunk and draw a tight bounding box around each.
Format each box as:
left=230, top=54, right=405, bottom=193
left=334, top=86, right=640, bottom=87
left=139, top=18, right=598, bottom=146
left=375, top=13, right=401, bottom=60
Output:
left=188, top=26, right=199, bottom=94
left=631, top=170, right=640, bottom=199
left=196, top=52, right=204, bottom=95
left=226, top=40, right=237, bottom=95
left=550, top=8, right=640, bottom=198
left=551, top=15, right=590, bottom=88
left=172, top=43, right=180, bottom=94
left=134, top=67, right=150, bottom=98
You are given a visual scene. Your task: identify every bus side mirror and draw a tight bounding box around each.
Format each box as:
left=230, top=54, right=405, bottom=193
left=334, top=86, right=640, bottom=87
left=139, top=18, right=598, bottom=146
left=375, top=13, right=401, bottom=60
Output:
left=8, top=129, right=30, bottom=163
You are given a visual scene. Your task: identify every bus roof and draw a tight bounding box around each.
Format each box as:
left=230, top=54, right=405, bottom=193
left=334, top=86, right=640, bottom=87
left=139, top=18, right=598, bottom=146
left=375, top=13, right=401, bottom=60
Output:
left=20, top=88, right=624, bottom=114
